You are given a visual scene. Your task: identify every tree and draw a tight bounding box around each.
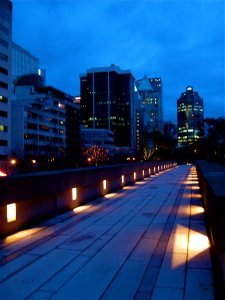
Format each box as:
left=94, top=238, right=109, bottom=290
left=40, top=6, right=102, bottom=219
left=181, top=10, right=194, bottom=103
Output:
left=83, top=145, right=109, bottom=166
left=143, top=147, right=155, bottom=160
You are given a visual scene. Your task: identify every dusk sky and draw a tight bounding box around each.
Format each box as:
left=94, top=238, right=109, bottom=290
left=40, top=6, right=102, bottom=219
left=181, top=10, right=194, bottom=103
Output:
left=12, top=0, right=224, bottom=124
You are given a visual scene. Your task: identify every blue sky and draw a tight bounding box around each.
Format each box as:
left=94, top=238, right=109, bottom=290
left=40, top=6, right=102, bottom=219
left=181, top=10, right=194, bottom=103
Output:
left=12, top=0, right=224, bottom=123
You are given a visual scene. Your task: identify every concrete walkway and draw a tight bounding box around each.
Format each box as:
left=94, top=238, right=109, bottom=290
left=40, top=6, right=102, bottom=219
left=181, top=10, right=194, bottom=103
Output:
left=0, top=165, right=214, bottom=299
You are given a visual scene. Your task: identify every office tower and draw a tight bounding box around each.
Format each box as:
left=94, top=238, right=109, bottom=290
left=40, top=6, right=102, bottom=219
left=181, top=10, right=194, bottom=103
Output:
left=136, top=75, right=163, bottom=133
left=0, top=0, right=12, bottom=159
left=177, top=86, right=204, bottom=146
left=80, top=65, right=136, bottom=149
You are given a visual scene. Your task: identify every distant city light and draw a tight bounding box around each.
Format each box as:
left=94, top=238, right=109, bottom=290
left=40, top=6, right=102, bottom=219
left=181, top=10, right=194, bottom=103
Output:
left=10, top=159, right=17, bottom=165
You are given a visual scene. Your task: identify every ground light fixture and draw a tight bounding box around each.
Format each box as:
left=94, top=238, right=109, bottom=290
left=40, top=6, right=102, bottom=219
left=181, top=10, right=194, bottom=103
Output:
left=7, top=203, right=16, bottom=222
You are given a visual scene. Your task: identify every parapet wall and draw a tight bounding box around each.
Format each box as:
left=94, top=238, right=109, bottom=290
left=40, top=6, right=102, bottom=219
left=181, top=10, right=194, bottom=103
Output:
left=196, top=160, right=225, bottom=289
left=0, top=161, right=176, bottom=238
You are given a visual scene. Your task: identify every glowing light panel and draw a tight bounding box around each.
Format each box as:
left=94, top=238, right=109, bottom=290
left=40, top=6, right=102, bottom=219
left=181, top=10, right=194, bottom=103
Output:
left=72, top=188, right=77, bottom=201
left=103, top=180, right=107, bottom=190
left=7, top=203, right=16, bottom=222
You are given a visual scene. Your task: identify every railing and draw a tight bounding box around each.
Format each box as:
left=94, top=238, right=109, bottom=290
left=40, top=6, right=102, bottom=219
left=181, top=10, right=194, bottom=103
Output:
left=0, top=161, right=176, bottom=238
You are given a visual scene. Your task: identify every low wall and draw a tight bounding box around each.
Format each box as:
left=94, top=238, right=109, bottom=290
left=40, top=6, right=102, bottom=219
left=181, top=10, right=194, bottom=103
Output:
left=196, top=160, right=225, bottom=291
left=0, top=161, right=176, bottom=238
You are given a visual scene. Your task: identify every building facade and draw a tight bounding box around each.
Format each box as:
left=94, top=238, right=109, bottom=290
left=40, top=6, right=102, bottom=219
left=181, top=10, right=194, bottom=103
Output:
left=81, top=128, right=115, bottom=149
left=80, top=65, right=136, bottom=149
left=12, top=42, right=46, bottom=92
left=0, top=0, right=12, bottom=159
left=12, top=86, right=80, bottom=161
left=136, top=75, right=163, bottom=133
left=177, top=86, right=204, bottom=146
left=12, top=42, right=39, bottom=83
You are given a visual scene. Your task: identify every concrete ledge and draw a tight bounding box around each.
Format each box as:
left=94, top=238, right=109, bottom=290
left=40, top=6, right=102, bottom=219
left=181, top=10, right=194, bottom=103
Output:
left=0, top=161, right=176, bottom=238
left=196, top=160, right=225, bottom=289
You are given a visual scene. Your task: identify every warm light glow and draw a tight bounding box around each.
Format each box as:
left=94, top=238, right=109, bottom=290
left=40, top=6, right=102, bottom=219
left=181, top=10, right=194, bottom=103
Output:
left=103, top=179, right=107, bottom=190
left=31, top=159, right=37, bottom=164
left=154, top=167, right=156, bottom=173
left=192, top=186, right=200, bottom=190
left=171, top=226, right=210, bottom=269
left=142, top=170, right=145, bottom=177
left=188, top=229, right=210, bottom=253
left=104, top=193, right=117, bottom=199
left=184, top=180, right=199, bottom=185
left=191, top=205, right=204, bottom=215
left=134, top=172, right=136, bottom=181
left=7, top=203, right=16, bottom=222
left=172, top=231, right=188, bottom=254
left=121, top=175, right=124, bottom=184
left=4, top=227, right=47, bottom=244
left=10, top=159, right=16, bottom=165
left=0, top=170, right=7, bottom=176
left=73, top=204, right=93, bottom=214
left=149, top=168, right=151, bottom=175
left=135, top=181, right=146, bottom=185
left=72, top=187, right=77, bottom=201
left=192, top=193, right=202, bottom=199
left=182, top=193, right=192, bottom=199
left=123, top=186, right=136, bottom=190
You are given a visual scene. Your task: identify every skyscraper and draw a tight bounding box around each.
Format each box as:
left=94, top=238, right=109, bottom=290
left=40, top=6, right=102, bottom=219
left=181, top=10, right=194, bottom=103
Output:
left=80, top=65, right=136, bottom=149
left=177, top=86, right=204, bottom=146
left=0, top=0, right=12, bottom=159
left=136, top=75, right=163, bottom=133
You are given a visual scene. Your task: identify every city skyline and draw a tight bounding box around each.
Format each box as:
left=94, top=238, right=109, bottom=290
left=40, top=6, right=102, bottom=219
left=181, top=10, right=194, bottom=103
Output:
left=12, top=0, right=224, bottom=124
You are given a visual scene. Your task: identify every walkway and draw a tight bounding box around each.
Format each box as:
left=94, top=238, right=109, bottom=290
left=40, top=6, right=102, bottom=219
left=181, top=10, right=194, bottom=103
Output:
left=0, top=165, right=214, bottom=299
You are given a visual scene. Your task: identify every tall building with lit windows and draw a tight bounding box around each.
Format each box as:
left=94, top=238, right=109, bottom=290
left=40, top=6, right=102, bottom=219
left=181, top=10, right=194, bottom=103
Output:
left=136, top=75, right=163, bottom=133
left=0, top=0, right=12, bottom=159
left=177, top=86, right=204, bottom=146
left=80, top=65, right=136, bottom=149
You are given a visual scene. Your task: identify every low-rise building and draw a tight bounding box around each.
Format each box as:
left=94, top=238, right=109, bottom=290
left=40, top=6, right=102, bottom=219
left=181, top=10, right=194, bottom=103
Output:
left=12, top=85, right=80, bottom=161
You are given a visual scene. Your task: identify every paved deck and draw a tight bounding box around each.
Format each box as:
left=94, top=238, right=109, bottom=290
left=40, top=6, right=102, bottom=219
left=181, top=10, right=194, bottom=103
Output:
left=0, top=165, right=214, bottom=299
